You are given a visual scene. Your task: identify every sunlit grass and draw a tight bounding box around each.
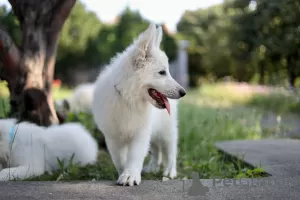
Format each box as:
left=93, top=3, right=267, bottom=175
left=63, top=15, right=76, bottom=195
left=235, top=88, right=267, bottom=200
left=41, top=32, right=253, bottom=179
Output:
left=53, top=87, right=73, bottom=100
left=0, top=81, right=9, bottom=97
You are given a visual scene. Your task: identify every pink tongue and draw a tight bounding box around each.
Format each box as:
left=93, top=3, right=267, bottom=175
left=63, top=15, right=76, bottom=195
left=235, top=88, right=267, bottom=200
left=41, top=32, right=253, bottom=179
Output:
left=161, top=95, right=170, bottom=115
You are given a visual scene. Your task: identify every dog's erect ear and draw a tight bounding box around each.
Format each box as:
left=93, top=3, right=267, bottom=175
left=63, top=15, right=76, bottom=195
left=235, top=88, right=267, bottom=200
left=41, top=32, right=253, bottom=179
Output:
left=132, top=23, right=157, bottom=70
left=155, top=26, right=163, bottom=48
left=136, top=23, right=156, bottom=52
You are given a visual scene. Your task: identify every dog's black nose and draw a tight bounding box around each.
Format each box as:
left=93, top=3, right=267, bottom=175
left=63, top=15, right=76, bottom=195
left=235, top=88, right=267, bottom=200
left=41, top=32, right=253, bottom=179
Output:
left=179, top=89, right=186, bottom=97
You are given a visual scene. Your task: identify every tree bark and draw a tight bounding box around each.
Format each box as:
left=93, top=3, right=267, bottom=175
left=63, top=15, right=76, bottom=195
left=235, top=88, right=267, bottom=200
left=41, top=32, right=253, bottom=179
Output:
left=0, top=0, right=76, bottom=126
left=258, top=59, right=265, bottom=85
left=0, top=25, right=23, bottom=119
left=287, top=55, right=296, bottom=90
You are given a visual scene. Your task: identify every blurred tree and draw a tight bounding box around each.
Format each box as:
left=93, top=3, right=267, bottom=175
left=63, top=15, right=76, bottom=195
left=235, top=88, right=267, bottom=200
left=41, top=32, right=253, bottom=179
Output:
left=0, top=0, right=76, bottom=126
left=55, top=1, right=102, bottom=75
left=85, top=24, right=116, bottom=66
left=112, top=7, right=177, bottom=61
left=177, top=5, right=247, bottom=85
left=113, top=7, right=148, bottom=53
left=177, top=0, right=300, bottom=87
left=0, top=5, right=21, bottom=45
left=229, top=0, right=300, bottom=87
left=55, top=6, right=178, bottom=80
left=161, top=24, right=177, bottom=62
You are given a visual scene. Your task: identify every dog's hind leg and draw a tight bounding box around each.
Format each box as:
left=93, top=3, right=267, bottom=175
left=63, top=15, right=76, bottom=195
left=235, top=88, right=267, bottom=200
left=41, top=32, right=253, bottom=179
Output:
left=162, top=127, right=178, bottom=179
left=0, top=165, right=44, bottom=181
left=143, top=143, right=162, bottom=174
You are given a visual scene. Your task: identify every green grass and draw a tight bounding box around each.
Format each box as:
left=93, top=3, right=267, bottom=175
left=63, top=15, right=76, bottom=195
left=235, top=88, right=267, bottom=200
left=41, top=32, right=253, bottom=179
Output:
left=2, top=82, right=297, bottom=181
left=0, top=97, right=10, bottom=118
left=0, top=81, right=9, bottom=97
left=198, top=82, right=300, bottom=115
left=0, top=81, right=10, bottom=118
left=247, top=93, right=299, bottom=114
left=53, top=86, right=73, bottom=100
left=25, top=101, right=267, bottom=181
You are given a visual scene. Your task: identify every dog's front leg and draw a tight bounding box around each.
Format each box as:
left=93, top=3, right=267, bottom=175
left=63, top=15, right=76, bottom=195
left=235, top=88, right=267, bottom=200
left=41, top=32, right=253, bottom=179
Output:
left=105, top=137, right=128, bottom=175
left=117, top=132, right=150, bottom=186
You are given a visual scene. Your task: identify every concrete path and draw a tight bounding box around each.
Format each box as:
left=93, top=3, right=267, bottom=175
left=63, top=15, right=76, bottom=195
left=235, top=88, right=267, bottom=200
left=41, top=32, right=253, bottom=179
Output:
left=215, top=139, right=300, bottom=177
left=2, top=140, right=300, bottom=200
left=1, top=177, right=300, bottom=200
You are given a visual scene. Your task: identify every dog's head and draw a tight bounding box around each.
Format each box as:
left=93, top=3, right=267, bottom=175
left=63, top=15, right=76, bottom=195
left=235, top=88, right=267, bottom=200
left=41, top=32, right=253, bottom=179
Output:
left=131, top=23, right=186, bottom=113
left=55, top=99, right=70, bottom=113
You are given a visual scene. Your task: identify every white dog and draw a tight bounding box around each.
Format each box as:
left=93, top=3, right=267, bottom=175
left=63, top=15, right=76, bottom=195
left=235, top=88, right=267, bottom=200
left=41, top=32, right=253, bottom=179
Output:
left=92, top=23, right=186, bottom=186
left=56, top=83, right=95, bottom=114
left=0, top=118, right=98, bottom=181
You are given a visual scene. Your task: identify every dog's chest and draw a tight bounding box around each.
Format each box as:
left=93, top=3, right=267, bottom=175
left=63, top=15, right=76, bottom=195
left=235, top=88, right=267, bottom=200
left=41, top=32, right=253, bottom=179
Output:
left=112, top=105, right=152, bottom=135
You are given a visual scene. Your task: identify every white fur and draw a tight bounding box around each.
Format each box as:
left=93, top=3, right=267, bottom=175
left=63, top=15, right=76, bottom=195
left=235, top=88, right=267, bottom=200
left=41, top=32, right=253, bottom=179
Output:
left=92, top=23, right=186, bottom=186
left=0, top=118, right=98, bottom=181
left=56, top=83, right=95, bottom=114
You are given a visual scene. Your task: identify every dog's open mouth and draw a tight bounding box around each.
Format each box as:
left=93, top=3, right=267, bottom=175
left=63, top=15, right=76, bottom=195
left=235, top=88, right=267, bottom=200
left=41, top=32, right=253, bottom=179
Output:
left=148, top=89, right=170, bottom=115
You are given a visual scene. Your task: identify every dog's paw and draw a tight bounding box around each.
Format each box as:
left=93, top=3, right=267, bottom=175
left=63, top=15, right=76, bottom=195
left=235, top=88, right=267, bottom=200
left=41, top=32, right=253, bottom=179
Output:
left=117, top=169, right=141, bottom=186
left=163, top=167, right=177, bottom=179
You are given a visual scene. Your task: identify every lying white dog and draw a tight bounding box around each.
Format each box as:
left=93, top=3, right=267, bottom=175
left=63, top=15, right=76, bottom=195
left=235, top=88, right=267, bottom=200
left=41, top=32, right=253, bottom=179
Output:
left=92, top=23, right=186, bottom=186
left=0, top=118, right=98, bottom=181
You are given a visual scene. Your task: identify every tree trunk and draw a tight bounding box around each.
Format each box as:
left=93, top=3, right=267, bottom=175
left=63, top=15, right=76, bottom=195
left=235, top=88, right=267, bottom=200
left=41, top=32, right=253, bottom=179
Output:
left=287, top=55, right=296, bottom=90
left=258, top=59, right=265, bottom=85
left=0, top=0, right=76, bottom=126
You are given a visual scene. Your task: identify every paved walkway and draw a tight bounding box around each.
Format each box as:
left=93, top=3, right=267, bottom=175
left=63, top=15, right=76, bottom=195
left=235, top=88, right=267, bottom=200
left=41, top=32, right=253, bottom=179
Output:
left=3, top=114, right=300, bottom=200
left=1, top=177, right=300, bottom=200
left=3, top=137, right=300, bottom=200
left=216, top=139, right=300, bottom=177
left=1, top=139, right=300, bottom=199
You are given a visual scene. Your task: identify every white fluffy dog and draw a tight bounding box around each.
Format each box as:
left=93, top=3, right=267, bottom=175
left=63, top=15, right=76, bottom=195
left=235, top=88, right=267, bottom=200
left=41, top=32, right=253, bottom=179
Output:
left=56, top=83, right=95, bottom=114
left=92, top=23, right=186, bottom=186
left=0, top=118, right=98, bottom=181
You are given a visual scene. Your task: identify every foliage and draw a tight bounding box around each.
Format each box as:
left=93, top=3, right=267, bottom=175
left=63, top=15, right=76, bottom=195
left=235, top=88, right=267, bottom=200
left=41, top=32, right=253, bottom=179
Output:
left=0, top=2, right=178, bottom=83
left=86, top=7, right=177, bottom=67
left=1, top=0, right=299, bottom=87
left=0, top=6, right=21, bottom=45
left=56, top=1, right=102, bottom=73
left=177, top=0, right=300, bottom=87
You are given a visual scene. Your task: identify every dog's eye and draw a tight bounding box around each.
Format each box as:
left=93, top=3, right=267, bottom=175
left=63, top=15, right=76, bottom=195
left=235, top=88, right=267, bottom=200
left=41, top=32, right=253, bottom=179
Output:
left=158, top=70, right=166, bottom=75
